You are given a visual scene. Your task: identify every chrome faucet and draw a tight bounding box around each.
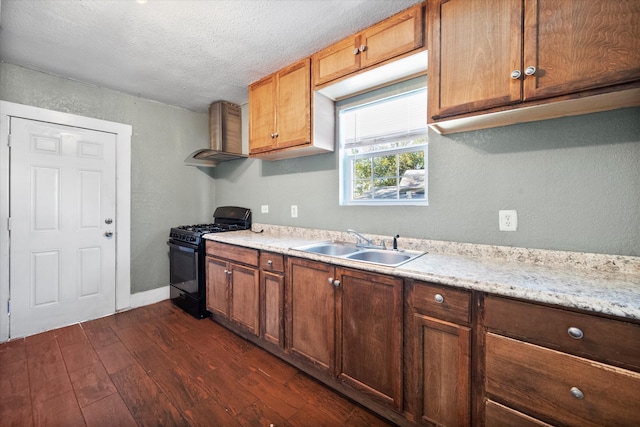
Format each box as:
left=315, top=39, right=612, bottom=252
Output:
left=347, top=229, right=386, bottom=250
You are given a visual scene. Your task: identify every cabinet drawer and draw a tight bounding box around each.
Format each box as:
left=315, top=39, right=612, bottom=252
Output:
left=260, top=252, right=284, bottom=273
left=412, top=281, right=470, bottom=325
left=485, top=296, right=640, bottom=371
left=485, top=333, right=640, bottom=427
left=485, top=400, right=552, bottom=427
left=205, top=241, right=259, bottom=267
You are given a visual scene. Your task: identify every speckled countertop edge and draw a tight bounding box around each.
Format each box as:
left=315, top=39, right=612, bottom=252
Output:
left=203, top=224, right=640, bottom=321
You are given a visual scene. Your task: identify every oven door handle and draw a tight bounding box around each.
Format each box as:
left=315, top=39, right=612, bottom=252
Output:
left=167, top=241, right=198, bottom=253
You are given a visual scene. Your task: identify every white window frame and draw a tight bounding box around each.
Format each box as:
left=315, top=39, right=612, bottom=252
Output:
left=338, top=82, right=428, bottom=206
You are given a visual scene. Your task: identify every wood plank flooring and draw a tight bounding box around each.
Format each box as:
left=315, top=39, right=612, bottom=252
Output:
left=0, top=300, right=394, bottom=426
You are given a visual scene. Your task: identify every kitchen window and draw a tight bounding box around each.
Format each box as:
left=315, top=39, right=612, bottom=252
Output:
left=338, top=82, right=428, bottom=206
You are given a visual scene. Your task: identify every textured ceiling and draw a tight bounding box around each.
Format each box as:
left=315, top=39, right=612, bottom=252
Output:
left=0, top=0, right=422, bottom=112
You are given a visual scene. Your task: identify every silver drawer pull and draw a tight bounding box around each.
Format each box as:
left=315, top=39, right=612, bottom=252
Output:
left=267, top=260, right=273, bottom=266
left=434, top=294, right=444, bottom=304
left=570, top=387, right=584, bottom=400
left=567, top=327, right=584, bottom=340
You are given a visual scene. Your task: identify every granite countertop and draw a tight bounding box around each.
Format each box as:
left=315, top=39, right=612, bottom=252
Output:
left=203, top=224, right=640, bottom=321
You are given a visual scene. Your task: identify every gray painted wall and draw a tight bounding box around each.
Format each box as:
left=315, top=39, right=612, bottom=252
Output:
left=0, top=62, right=215, bottom=293
left=214, top=104, right=640, bottom=257
left=1, top=60, right=638, bottom=304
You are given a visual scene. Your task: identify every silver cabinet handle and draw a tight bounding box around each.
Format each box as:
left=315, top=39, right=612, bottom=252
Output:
left=267, top=260, right=273, bottom=267
left=333, top=279, right=341, bottom=288
left=570, top=387, right=584, bottom=400
left=511, top=70, right=522, bottom=79
left=567, top=327, right=584, bottom=340
left=434, top=294, right=444, bottom=304
left=328, top=277, right=334, bottom=285
left=524, top=66, right=536, bottom=76
left=105, top=218, right=113, bottom=224
left=353, top=48, right=359, bottom=55
left=104, top=231, right=113, bottom=237
left=224, top=269, right=232, bottom=275
left=359, top=45, right=367, bottom=52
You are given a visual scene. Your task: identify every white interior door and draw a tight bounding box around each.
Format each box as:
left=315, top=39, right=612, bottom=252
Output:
left=9, top=117, right=117, bottom=338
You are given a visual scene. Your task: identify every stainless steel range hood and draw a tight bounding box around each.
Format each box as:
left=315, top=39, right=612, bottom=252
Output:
left=185, top=101, right=247, bottom=167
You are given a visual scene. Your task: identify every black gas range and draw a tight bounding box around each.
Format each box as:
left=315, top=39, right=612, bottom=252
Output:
left=168, top=206, right=251, bottom=318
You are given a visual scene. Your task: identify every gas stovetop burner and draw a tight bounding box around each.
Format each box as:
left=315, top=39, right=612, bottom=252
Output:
left=177, top=223, right=242, bottom=233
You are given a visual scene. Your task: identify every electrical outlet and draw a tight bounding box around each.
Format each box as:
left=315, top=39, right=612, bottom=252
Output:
left=291, top=205, right=298, bottom=218
left=261, top=205, right=269, bottom=214
left=499, top=210, right=517, bottom=231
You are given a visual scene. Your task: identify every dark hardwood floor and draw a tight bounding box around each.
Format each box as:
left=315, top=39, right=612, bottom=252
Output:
left=0, top=300, right=394, bottom=426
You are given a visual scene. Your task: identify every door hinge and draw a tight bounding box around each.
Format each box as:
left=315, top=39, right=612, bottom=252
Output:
left=7, top=217, right=10, bottom=231
left=7, top=133, right=10, bottom=147
left=7, top=299, right=10, bottom=316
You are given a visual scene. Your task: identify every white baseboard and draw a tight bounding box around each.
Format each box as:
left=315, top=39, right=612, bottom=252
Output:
left=129, top=286, right=170, bottom=309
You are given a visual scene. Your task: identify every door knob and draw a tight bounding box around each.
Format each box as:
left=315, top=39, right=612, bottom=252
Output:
left=105, top=218, right=113, bottom=224
left=104, top=231, right=113, bottom=237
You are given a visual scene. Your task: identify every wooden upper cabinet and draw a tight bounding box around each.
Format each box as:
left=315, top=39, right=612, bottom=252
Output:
left=429, top=0, right=523, bottom=119
left=522, top=0, right=640, bottom=101
left=248, top=58, right=310, bottom=155
left=428, top=0, right=640, bottom=132
left=249, top=57, right=334, bottom=160
left=313, top=37, right=361, bottom=87
left=313, top=3, right=425, bottom=87
left=274, top=59, right=311, bottom=150
left=247, top=74, right=276, bottom=154
left=359, top=3, right=424, bottom=68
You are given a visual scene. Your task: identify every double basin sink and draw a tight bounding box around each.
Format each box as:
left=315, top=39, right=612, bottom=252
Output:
left=292, top=241, right=426, bottom=267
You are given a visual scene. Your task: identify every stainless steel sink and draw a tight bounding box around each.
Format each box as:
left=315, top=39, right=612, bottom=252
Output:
left=299, top=242, right=360, bottom=256
left=291, top=241, right=425, bottom=267
left=346, top=250, right=412, bottom=265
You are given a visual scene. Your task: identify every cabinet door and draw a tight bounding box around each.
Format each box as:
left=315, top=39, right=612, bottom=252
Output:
left=248, top=74, right=276, bottom=155
left=287, top=258, right=335, bottom=372
left=337, top=269, right=403, bottom=410
left=413, top=314, right=471, bottom=427
left=428, top=0, right=523, bottom=119
left=523, top=0, right=640, bottom=100
left=313, top=36, right=361, bottom=87
left=261, top=270, right=284, bottom=347
left=205, top=256, right=229, bottom=318
left=275, top=58, right=311, bottom=150
left=229, top=263, right=260, bottom=335
left=360, top=3, right=424, bottom=68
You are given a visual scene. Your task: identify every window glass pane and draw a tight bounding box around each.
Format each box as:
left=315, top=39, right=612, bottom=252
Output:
left=354, top=180, right=372, bottom=200
left=354, top=158, right=372, bottom=179
left=373, top=155, right=397, bottom=179
left=399, top=150, right=424, bottom=175
left=339, top=82, right=428, bottom=206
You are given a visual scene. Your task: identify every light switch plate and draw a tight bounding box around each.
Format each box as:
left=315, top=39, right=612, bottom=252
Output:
left=291, top=205, right=298, bottom=218
left=261, top=205, right=269, bottom=213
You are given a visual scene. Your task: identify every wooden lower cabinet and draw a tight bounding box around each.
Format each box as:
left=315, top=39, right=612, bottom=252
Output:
left=407, top=281, right=472, bottom=426
left=260, top=252, right=285, bottom=348
left=413, top=315, right=471, bottom=426
left=287, top=257, right=336, bottom=371
left=205, top=241, right=260, bottom=336
left=204, top=243, right=640, bottom=427
left=287, top=257, right=403, bottom=410
left=337, top=268, right=403, bottom=410
left=484, top=295, right=640, bottom=426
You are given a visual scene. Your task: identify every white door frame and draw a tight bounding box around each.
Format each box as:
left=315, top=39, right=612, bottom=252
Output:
left=0, top=100, right=132, bottom=342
